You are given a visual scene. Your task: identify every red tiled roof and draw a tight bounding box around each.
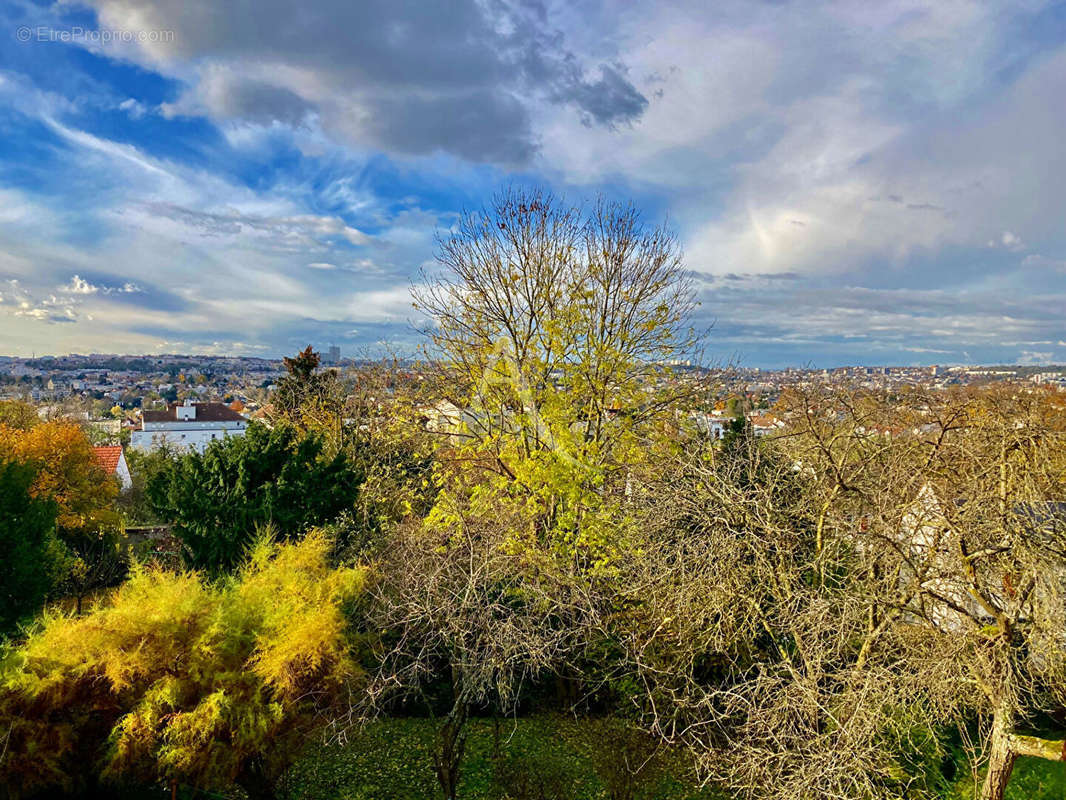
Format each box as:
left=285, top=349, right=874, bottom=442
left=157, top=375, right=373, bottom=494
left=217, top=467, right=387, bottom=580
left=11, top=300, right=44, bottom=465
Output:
left=93, top=446, right=124, bottom=475
left=142, top=402, right=246, bottom=423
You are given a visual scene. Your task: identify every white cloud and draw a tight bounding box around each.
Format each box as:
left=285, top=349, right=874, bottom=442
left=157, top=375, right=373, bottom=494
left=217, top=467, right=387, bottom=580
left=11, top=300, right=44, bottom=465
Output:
left=1018, top=350, right=1053, bottom=365
left=118, top=97, right=147, bottom=118
left=348, top=287, right=420, bottom=323
left=86, top=0, right=651, bottom=164
left=535, top=1, right=1066, bottom=282
left=0, top=108, right=440, bottom=355
left=999, top=231, right=1024, bottom=250
left=61, top=275, right=100, bottom=294
left=1, top=280, right=81, bottom=324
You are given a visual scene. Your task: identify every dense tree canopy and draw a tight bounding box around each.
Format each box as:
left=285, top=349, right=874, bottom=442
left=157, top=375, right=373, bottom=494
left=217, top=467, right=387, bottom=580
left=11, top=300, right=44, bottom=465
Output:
left=147, top=422, right=363, bottom=571
left=0, top=461, right=66, bottom=633
left=0, top=400, right=39, bottom=431
left=413, top=187, right=701, bottom=573
left=0, top=420, right=126, bottom=614
left=271, top=346, right=345, bottom=439
left=0, top=420, right=118, bottom=533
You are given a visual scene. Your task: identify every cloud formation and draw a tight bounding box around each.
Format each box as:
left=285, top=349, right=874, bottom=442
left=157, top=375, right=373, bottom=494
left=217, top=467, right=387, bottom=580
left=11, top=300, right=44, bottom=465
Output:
left=89, top=0, right=650, bottom=163
left=0, top=0, right=1064, bottom=365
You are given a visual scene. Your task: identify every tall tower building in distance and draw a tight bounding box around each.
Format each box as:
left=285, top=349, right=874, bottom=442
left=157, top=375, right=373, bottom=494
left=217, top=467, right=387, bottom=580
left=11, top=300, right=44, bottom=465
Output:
left=326, top=345, right=341, bottom=365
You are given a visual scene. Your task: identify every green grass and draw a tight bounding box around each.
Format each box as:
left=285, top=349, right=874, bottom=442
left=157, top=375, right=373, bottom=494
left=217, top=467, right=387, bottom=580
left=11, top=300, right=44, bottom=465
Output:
left=948, top=757, right=1066, bottom=799
left=279, top=716, right=1066, bottom=800
left=279, top=716, right=725, bottom=800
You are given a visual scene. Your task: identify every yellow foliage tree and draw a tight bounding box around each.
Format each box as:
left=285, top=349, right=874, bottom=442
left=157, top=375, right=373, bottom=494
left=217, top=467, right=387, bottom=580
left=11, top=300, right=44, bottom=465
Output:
left=370, top=189, right=702, bottom=798
left=0, top=420, right=117, bottom=532
left=0, top=400, right=38, bottom=431
left=0, top=420, right=123, bottom=609
left=413, top=188, right=702, bottom=572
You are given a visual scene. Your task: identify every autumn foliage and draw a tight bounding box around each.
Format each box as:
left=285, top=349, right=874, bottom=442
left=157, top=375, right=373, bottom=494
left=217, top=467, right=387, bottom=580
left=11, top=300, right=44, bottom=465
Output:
left=0, top=420, right=117, bottom=532
left=0, top=532, right=367, bottom=799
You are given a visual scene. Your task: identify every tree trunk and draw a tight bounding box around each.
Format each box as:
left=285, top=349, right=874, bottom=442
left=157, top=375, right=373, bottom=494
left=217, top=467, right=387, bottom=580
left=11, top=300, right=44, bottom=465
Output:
left=433, top=697, right=469, bottom=800
left=982, top=706, right=1017, bottom=800
left=979, top=704, right=1066, bottom=800
left=491, top=714, right=502, bottom=761
left=982, top=734, right=1016, bottom=800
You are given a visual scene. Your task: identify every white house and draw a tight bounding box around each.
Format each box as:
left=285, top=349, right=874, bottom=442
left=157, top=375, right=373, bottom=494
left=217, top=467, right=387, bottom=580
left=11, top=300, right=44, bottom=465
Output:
left=686, top=411, right=731, bottom=439
left=130, top=399, right=248, bottom=453
left=421, top=399, right=492, bottom=442
left=896, top=483, right=1066, bottom=633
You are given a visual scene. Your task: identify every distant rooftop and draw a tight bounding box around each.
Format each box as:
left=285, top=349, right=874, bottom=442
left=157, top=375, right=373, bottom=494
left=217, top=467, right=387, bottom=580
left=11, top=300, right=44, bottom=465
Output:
left=142, top=401, right=246, bottom=424
left=92, top=445, right=124, bottom=475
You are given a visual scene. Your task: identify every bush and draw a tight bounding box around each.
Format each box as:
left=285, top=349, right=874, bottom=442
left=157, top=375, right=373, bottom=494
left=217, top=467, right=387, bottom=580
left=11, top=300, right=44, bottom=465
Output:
left=0, top=533, right=368, bottom=799
left=148, top=422, right=364, bottom=571
left=0, top=460, right=66, bottom=633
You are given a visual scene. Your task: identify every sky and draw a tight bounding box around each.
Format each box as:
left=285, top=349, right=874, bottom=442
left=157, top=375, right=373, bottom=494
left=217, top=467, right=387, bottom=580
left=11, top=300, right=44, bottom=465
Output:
left=1, top=0, right=1065, bottom=369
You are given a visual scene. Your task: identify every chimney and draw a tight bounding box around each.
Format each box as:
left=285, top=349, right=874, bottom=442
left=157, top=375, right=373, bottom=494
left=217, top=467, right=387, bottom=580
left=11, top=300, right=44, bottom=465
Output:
left=176, top=399, right=196, bottom=421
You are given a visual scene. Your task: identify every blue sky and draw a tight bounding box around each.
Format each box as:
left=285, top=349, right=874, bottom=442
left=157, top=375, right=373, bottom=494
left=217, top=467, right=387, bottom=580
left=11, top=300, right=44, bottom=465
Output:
left=1, top=0, right=1065, bottom=368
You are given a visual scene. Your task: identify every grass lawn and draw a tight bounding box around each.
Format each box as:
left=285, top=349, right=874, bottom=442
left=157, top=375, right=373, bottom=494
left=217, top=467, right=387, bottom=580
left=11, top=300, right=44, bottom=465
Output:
left=279, top=715, right=725, bottom=800
left=278, top=716, right=1066, bottom=800
left=949, top=757, right=1066, bottom=799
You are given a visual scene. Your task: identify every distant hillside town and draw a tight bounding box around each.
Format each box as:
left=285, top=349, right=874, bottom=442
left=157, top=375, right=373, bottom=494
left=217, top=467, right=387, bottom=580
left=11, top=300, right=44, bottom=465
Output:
left=1, top=351, right=1064, bottom=456
left=2, top=352, right=1064, bottom=410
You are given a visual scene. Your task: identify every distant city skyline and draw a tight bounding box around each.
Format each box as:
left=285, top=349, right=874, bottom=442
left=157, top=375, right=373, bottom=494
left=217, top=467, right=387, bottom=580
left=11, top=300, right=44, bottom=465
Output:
left=2, top=1, right=1066, bottom=367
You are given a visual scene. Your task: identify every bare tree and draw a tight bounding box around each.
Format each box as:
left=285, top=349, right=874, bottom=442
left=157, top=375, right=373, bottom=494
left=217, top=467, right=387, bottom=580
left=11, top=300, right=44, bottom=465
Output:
left=872, top=387, right=1066, bottom=800
left=357, top=510, right=605, bottom=799
left=618, top=386, right=1066, bottom=800
left=617, top=430, right=947, bottom=800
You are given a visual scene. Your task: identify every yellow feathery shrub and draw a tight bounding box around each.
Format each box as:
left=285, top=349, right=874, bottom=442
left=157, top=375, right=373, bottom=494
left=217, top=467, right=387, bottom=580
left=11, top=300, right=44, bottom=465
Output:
left=0, top=532, right=368, bottom=800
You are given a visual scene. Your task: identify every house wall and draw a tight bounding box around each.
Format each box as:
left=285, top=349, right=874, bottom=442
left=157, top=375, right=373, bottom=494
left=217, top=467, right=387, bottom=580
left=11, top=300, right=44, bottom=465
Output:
left=687, top=412, right=728, bottom=439
left=130, top=425, right=246, bottom=453
left=141, top=420, right=246, bottom=431
left=115, top=452, right=133, bottom=491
